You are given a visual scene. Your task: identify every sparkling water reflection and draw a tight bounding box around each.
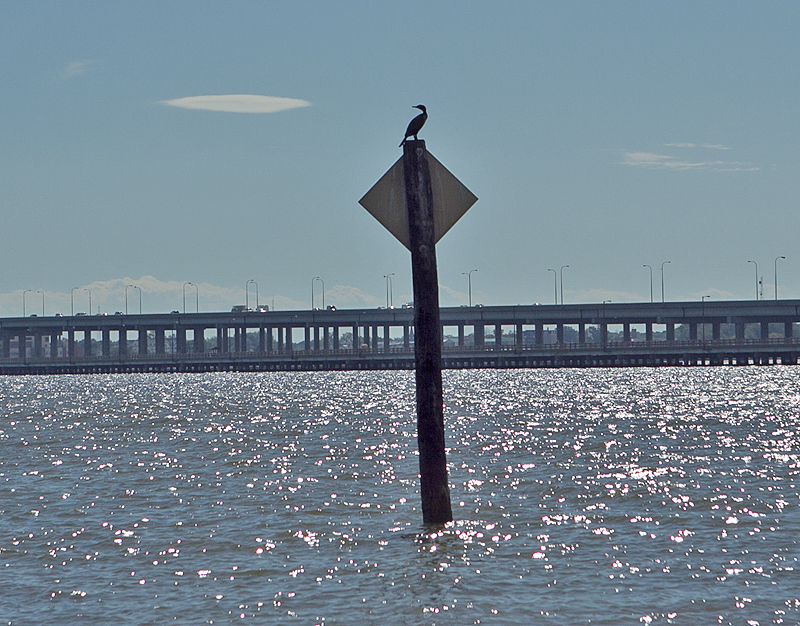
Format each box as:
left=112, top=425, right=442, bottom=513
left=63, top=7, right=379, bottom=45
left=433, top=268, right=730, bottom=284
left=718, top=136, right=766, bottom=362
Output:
left=0, top=369, right=798, bottom=624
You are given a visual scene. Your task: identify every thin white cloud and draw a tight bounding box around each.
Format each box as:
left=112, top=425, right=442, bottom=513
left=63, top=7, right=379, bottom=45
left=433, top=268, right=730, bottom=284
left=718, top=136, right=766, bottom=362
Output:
left=621, top=150, right=758, bottom=172
left=160, top=94, right=311, bottom=113
left=665, top=142, right=730, bottom=150
left=61, top=60, right=96, bottom=79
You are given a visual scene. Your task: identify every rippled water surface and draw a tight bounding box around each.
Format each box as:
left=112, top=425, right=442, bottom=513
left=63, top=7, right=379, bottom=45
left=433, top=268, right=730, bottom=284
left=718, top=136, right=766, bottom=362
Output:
left=1, top=369, right=799, bottom=625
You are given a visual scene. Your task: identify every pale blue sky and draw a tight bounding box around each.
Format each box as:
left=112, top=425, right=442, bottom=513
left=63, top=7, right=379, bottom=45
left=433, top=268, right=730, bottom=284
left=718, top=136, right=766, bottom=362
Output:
left=2, top=1, right=799, bottom=316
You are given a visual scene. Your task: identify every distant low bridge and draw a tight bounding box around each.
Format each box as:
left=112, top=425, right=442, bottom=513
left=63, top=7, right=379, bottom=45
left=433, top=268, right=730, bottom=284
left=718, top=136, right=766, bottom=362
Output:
left=2, top=300, right=800, bottom=374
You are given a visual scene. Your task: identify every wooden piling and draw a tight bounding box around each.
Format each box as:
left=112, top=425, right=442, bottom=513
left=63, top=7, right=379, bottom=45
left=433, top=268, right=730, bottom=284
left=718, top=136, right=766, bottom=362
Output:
left=402, top=139, right=453, bottom=524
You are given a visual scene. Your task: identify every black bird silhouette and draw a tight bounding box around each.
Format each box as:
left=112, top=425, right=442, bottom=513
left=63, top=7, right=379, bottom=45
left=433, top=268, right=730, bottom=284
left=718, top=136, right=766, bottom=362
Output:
left=399, top=105, right=427, bottom=147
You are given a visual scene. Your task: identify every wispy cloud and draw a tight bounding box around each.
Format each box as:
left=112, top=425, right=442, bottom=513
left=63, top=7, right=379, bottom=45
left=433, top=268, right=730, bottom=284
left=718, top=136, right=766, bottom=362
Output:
left=665, top=142, right=730, bottom=150
left=61, top=60, right=97, bottom=79
left=620, top=145, right=758, bottom=172
left=160, top=94, right=311, bottom=113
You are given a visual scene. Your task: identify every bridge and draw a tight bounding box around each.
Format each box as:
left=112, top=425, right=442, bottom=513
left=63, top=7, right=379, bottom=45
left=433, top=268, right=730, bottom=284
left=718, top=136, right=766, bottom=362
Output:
left=2, top=300, right=800, bottom=374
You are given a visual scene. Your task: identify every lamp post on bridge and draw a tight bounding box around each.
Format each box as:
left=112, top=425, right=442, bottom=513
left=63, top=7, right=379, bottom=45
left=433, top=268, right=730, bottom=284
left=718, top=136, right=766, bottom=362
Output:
left=748, top=261, right=758, bottom=300
left=70, top=287, right=78, bottom=316
left=774, top=256, right=785, bottom=300
left=660, top=261, right=671, bottom=303
left=23, top=289, right=31, bottom=317
left=247, top=279, right=259, bottom=310
left=560, top=265, right=569, bottom=305
left=37, top=290, right=45, bottom=316
left=383, top=273, right=395, bottom=308
left=311, top=277, right=325, bottom=310
left=84, top=289, right=92, bottom=315
left=643, top=264, right=653, bottom=303
left=125, top=284, right=140, bottom=315
left=462, top=269, right=477, bottom=307
left=547, top=269, right=557, bottom=305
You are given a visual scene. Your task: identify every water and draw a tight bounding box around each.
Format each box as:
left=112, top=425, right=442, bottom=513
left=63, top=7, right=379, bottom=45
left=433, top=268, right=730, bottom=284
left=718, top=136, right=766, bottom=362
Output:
left=1, top=369, right=798, bottom=625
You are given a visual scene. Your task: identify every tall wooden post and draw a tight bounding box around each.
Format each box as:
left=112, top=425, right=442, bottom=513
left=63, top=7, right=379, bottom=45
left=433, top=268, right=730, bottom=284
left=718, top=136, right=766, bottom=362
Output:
left=403, top=139, right=453, bottom=524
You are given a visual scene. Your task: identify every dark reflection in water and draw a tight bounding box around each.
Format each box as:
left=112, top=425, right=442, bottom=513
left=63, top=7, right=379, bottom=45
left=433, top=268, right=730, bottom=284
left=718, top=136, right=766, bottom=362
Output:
left=0, top=369, right=798, bottom=625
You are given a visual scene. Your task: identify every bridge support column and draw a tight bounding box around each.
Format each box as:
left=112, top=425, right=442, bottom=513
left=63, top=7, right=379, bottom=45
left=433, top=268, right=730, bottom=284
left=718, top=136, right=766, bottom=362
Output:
left=735, top=322, right=745, bottom=340
left=713, top=323, right=721, bottom=340
left=535, top=323, right=543, bottom=345
left=305, top=326, right=311, bottom=351
left=324, top=326, right=330, bottom=350
left=458, top=324, right=465, bottom=347
left=118, top=330, right=127, bottom=358
left=84, top=330, right=92, bottom=357
left=786, top=322, right=794, bottom=339
left=474, top=324, right=484, bottom=347
left=623, top=323, right=631, bottom=342
left=384, top=325, right=390, bottom=351
left=645, top=323, right=653, bottom=342
left=176, top=328, right=187, bottom=353
left=578, top=324, right=586, bottom=343
left=331, top=327, right=338, bottom=350
left=218, top=327, right=227, bottom=353
left=600, top=323, right=608, bottom=346
left=516, top=323, right=523, bottom=346
left=50, top=332, right=60, bottom=357
left=154, top=328, right=165, bottom=354
left=286, top=327, right=293, bottom=352
left=666, top=323, right=675, bottom=341
left=103, top=329, right=111, bottom=356
left=372, top=325, right=379, bottom=350
left=68, top=330, right=76, bottom=358
left=267, top=327, right=274, bottom=351
left=556, top=324, right=564, bottom=344
left=689, top=324, right=697, bottom=340
left=404, top=324, right=410, bottom=348
left=495, top=324, right=502, bottom=346
left=194, top=328, right=205, bottom=353
left=259, top=327, right=266, bottom=352
left=761, top=322, right=770, bottom=339
left=33, top=333, right=43, bottom=358
left=138, top=329, right=148, bottom=355
left=1, top=333, right=10, bottom=358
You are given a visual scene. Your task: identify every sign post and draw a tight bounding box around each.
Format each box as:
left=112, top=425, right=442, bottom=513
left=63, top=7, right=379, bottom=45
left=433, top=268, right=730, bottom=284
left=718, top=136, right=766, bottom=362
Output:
left=360, top=139, right=477, bottom=525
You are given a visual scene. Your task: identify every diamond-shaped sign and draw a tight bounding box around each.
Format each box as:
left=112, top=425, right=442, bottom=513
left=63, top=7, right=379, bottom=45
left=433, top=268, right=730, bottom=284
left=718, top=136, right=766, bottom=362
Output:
left=359, top=151, right=477, bottom=250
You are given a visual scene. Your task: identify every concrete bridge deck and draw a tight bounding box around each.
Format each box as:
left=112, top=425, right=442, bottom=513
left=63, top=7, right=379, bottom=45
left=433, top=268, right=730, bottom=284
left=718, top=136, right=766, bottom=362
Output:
left=2, top=300, right=800, bottom=374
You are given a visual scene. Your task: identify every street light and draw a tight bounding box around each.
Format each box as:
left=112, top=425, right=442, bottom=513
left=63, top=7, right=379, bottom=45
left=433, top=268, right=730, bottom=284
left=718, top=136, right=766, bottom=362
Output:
left=70, top=287, right=78, bottom=316
left=748, top=260, right=758, bottom=300
left=660, top=261, right=671, bottom=302
left=182, top=282, right=192, bottom=314
left=37, top=290, right=45, bottom=316
left=22, top=289, right=31, bottom=316
left=462, top=269, right=477, bottom=307
left=643, top=264, right=653, bottom=303
left=312, top=277, right=325, bottom=310
left=560, top=265, right=569, bottom=305
left=84, top=288, right=92, bottom=315
left=774, top=255, right=785, bottom=300
left=247, top=279, right=259, bottom=310
left=126, top=284, right=140, bottom=315
left=547, top=268, right=557, bottom=305
left=383, top=273, right=395, bottom=308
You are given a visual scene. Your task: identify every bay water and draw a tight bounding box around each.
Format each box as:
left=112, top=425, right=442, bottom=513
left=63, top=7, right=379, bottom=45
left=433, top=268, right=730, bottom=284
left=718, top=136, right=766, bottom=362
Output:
left=1, top=369, right=798, bottom=625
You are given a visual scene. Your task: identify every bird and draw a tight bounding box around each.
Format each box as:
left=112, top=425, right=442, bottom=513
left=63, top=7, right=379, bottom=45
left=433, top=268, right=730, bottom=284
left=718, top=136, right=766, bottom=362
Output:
left=399, top=105, right=427, bottom=147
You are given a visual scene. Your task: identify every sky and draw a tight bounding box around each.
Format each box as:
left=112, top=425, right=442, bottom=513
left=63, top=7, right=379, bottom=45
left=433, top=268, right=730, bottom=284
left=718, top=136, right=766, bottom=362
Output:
left=2, top=1, right=799, bottom=317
